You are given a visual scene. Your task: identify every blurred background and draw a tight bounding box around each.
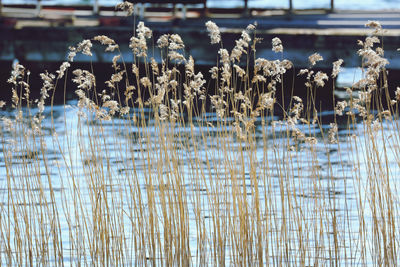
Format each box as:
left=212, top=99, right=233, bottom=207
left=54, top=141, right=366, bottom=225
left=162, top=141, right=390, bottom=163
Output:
left=0, top=0, right=399, bottom=104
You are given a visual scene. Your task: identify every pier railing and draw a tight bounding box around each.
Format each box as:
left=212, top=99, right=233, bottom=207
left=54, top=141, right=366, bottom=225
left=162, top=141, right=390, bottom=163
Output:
left=0, top=0, right=336, bottom=19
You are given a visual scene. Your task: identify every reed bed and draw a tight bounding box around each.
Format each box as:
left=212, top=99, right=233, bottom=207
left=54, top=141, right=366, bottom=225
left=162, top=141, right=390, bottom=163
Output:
left=0, top=5, right=399, bottom=265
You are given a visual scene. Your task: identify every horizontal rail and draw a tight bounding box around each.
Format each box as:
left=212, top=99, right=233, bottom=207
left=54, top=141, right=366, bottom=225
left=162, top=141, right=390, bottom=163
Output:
left=127, top=0, right=206, bottom=4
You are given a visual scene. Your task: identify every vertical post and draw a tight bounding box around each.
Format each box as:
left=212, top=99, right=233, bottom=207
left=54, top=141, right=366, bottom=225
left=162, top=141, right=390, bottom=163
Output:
left=139, top=4, right=145, bottom=19
left=36, top=0, right=42, bottom=17
left=289, top=0, right=293, bottom=14
left=134, top=4, right=139, bottom=17
left=93, top=0, right=99, bottom=15
left=203, top=0, right=208, bottom=17
left=0, top=0, right=2, bottom=17
left=330, top=0, right=334, bottom=12
left=182, top=5, right=187, bottom=20
left=243, top=0, right=249, bottom=17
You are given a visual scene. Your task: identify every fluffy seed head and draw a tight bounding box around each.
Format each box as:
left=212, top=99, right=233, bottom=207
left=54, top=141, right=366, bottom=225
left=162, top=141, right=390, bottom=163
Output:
left=272, top=37, right=283, bottom=53
left=395, top=87, right=400, bottom=101
left=93, top=35, right=119, bottom=52
left=365, top=20, right=381, bottom=31
left=314, top=71, right=329, bottom=87
left=205, top=21, right=221, bottom=44
left=309, top=53, right=323, bottom=66
left=57, top=62, right=70, bottom=79
left=116, top=1, right=134, bottom=16
left=77, top=39, right=93, bottom=57
left=331, top=59, right=343, bottom=78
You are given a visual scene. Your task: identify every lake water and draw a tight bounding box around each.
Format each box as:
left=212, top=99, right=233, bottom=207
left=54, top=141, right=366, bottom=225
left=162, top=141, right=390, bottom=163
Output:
left=0, top=94, right=399, bottom=265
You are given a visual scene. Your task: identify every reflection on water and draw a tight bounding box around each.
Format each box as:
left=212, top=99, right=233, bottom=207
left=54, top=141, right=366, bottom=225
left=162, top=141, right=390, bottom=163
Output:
left=0, top=101, right=399, bottom=265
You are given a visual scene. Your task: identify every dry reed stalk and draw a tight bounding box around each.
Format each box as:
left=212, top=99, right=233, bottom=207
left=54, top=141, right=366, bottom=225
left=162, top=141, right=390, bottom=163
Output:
left=0, top=15, right=400, bottom=266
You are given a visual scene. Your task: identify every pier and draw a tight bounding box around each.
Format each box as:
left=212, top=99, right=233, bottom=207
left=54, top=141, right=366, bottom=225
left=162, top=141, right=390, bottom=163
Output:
left=1, top=2, right=400, bottom=69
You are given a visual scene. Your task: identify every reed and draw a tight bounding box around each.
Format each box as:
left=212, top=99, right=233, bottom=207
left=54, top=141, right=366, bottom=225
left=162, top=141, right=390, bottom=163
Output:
left=0, top=6, right=399, bottom=265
